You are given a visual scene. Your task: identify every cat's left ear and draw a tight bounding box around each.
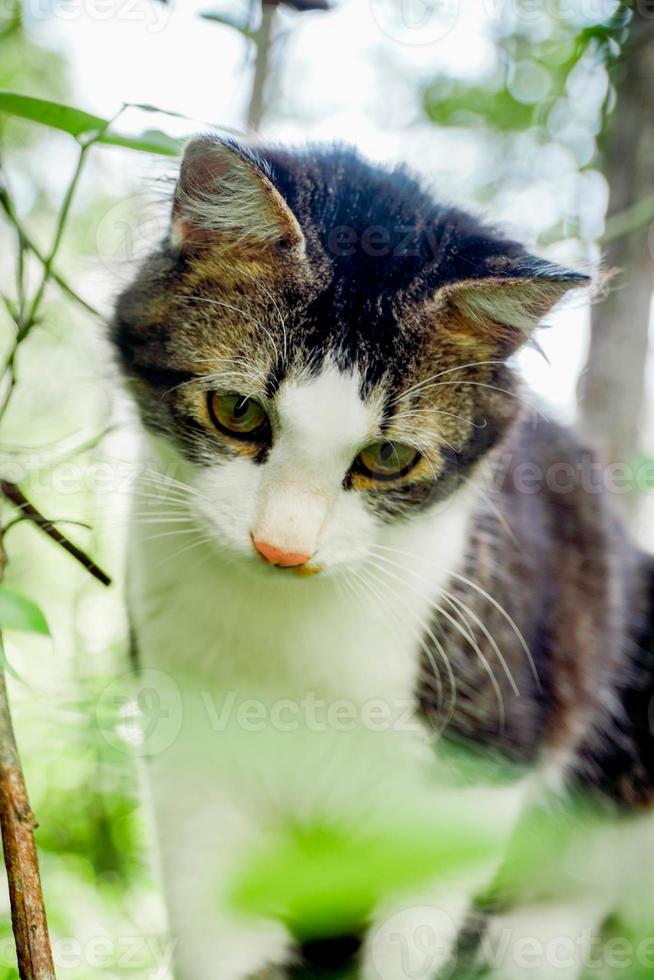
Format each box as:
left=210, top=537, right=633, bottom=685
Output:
left=170, top=135, right=305, bottom=256
left=432, top=257, right=590, bottom=354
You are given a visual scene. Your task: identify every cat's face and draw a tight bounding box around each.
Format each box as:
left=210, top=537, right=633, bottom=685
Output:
left=113, top=138, right=586, bottom=576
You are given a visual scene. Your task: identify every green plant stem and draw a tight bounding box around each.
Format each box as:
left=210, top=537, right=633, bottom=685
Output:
left=19, top=141, right=90, bottom=339
left=0, top=188, right=100, bottom=318
left=0, top=140, right=93, bottom=425
left=0, top=360, right=18, bottom=426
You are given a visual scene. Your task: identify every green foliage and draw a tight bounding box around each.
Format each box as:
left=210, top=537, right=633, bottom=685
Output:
left=425, top=80, right=537, bottom=132
left=424, top=5, right=630, bottom=135
left=0, top=90, right=110, bottom=140
left=0, top=91, right=181, bottom=155
left=0, top=586, right=49, bottom=634
left=0, top=28, right=182, bottom=975
left=421, top=1, right=634, bottom=245
left=0, top=1, right=69, bottom=145
left=232, top=805, right=500, bottom=941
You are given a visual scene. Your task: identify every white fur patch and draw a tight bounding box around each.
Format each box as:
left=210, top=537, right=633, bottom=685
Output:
left=253, top=365, right=374, bottom=559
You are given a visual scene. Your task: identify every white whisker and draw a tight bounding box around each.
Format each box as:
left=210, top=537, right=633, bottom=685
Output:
left=366, top=555, right=504, bottom=728
left=356, top=561, right=459, bottom=730
left=348, top=564, right=448, bottom=721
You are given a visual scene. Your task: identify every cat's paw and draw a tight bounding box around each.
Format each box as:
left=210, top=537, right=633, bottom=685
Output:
left=479, top=900, right=607, bottom=980
left=171, top=917, right=294, bottom=980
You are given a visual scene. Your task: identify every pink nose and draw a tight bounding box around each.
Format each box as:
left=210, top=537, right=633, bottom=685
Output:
left=252, top=539, right=310, bottom=568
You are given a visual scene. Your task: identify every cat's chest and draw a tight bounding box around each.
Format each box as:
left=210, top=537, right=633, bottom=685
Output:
left=129, top=536, right=421, bottom=708
left=127, top=487, right=475, bottom=711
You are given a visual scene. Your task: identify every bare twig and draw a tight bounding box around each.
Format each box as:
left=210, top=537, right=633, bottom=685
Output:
left=0, top=481, right=111, bottom=587
left=0, top=537, right=56, bottom=980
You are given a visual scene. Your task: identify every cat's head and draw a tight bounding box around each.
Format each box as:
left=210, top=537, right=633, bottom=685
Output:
left=113, top=137, right=587, bottom=576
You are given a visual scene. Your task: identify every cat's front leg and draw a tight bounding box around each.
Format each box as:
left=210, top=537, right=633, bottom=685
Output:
left=359, top=777, right=532, bottom=980
left=480, top=898, right=610, bottom=980
left=169, top=914, right=292, bottom=980
left=147, top=767, right=295, bottom=980
left=361, top=891, right=471, bottom=980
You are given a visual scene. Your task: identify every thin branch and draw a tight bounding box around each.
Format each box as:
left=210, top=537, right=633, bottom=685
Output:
left=0, top=188, right=101, bottom=319
left=0, top=481, right=111, bottom=587
left=0, top=143, right=96, bottom=426
left=0, top=357, right=18, bottom=427
left=19, top=142, right=90, bottom=339
left=3, top=516, right=91, bottom=536
left=0, top=538, right=56, bottom=980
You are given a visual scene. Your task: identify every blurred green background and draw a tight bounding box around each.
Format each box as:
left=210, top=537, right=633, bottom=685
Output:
left=0, top=0, right=653, bottom=977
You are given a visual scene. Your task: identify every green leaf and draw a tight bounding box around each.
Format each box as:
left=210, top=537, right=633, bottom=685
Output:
left=0, top=2, right=21, bottom=43
left=0, top=90, right=108, bottom=140
left=231, top=808, right=500, bottom=942
left=0, top=91, right=181, bottom=156
left=423, top=81, right=538, bottom=132
left=100, top=127, right=181, bottom=156
left=0, top=586, right=49, bottom=635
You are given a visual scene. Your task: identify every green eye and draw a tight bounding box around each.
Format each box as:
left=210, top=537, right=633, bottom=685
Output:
left=356, top=441, right=420, bottom=481
left=208, top=392, right=269, bottom=440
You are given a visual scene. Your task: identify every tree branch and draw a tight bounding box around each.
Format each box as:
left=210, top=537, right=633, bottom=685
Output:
left=0, top=537, right=56, bottom=980
left=0, top=481, right=111, bottom=587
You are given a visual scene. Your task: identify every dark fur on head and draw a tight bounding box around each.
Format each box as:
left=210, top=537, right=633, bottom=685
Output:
left=113, top=137, right=586, bottom=519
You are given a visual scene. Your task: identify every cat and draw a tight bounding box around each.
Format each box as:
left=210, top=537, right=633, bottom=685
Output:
left=111, top=136, right=654, bottom=980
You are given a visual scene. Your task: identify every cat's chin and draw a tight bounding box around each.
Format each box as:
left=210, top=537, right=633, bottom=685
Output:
left=246, top=554, right=328, bottom=580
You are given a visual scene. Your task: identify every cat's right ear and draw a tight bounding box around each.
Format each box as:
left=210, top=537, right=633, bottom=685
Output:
left=170, top=136, right=305, bottom=257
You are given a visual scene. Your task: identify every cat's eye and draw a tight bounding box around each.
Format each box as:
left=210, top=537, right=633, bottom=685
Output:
left=356, top=441, right=419, bottom=481
left=208, top=392, right=270, bottom=441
